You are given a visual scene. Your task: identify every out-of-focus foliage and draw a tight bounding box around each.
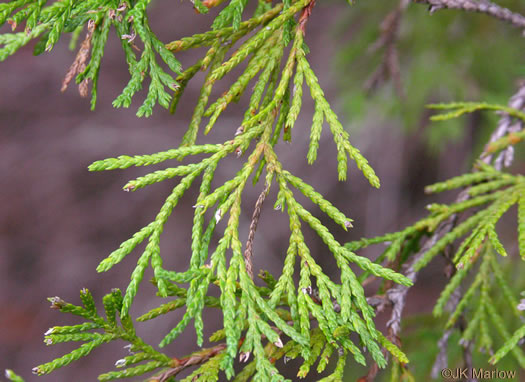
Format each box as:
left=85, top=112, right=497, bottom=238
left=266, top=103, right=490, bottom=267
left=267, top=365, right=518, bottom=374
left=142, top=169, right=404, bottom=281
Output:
left=335, top=0, right=525, bottom=150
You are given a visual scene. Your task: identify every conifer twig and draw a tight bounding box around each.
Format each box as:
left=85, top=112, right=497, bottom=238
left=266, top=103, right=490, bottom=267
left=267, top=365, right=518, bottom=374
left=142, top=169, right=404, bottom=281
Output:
left=151, top=343, right=227, bottom=382
left=430, top=287, right=462, bottom=379
left=244, top=182, right=270, bottom=279
left=415, top=0, right=525, bottom=33
left=298, top=0, right=316, bottom=33
left=481, top=81, right=525, bottom=168
left=61, top=20, right=95, bottom=97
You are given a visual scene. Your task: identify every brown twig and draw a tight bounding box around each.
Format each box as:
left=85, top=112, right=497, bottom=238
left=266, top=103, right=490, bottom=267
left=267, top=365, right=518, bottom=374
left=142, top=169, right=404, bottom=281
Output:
left=298, top=0, right=316, bottom=34
left=415, top=0, right=525, bottom=33
left=243, top=182, right=271, bottom=279
left=364, top=0, right=410, bottom=97
left=150, top=343, right=227, bottom=382
left=61, top=20, right=96, bottom=97
left=430, top=311, right=456, bottom=377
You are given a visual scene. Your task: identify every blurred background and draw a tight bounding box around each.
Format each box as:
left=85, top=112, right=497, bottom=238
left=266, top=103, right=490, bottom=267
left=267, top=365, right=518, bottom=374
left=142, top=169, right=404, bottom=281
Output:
left=1, top=0, right=525, bottom=380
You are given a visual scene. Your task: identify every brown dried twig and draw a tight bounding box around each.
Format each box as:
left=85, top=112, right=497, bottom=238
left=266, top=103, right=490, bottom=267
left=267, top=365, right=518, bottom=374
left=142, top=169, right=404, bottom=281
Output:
left=243, top=182, right=271, bottom=279
left=61, top=20, right=96, bottom=97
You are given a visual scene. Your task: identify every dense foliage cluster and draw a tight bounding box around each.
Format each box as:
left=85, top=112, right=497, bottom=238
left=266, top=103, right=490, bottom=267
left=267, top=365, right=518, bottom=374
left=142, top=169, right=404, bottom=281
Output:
left=2, top=0, right=525, bottom=381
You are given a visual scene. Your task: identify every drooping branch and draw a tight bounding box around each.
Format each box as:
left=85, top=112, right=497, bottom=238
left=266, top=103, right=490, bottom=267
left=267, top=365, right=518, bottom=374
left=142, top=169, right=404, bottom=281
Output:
left=428, top=81, right=525, bottom=378
left=384, top=81, right=525, bottom=377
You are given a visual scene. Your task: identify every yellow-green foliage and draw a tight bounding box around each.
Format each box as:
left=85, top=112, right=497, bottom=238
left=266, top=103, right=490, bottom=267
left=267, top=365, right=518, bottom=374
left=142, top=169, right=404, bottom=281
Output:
left=3, top=0, right=525, bottom=381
